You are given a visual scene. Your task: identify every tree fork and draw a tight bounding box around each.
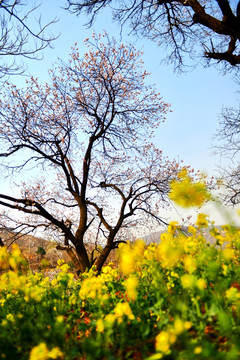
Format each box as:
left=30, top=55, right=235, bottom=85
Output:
left=95, top=244, right=114, bottom=273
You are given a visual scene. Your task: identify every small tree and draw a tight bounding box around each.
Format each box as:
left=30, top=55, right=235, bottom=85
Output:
left=0, top=33, right=181, bottom=273
left=36, top=246, right=46, bottom=258
left=66, top=0, right=240, bottom=72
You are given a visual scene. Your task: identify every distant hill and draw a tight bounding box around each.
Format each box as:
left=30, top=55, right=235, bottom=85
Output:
left=0, top=228, right=71, bottom=271
left=143, top=226, right=225, bottom=246
left=0, top=228, right=49, bottom=251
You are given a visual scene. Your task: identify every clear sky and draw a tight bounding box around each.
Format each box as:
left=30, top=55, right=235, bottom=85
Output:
left=1, top=0, right=240, bottom=227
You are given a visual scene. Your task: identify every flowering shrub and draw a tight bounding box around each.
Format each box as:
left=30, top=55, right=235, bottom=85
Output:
left=0, top=219, right=239, bottom=360
left=0, top=173, right=239, bottom=359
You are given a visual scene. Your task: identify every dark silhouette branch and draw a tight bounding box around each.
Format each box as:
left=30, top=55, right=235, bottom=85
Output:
left=66, top=0, right=240, bottom=71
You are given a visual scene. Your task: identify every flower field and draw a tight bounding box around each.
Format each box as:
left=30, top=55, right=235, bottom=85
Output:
left=0, top=213, right=240, bottom=360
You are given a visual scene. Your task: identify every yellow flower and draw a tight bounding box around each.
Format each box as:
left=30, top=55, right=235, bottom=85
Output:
left=102, top=265, right=112, bottom=274
left=167, top=221, right=180, bottom=235
left=194, top=346, right=202, bottom=355
left=169, top=171, right=210, bottom=208
left=11, top=243, right=22, bottom=258
left=79, top=276, right=104, bottom=299
left=58, top=263, right=70, bottom=273
left=56, top=315, right=64, bottom=323
left=155, top=331, right=170, bottom=353
left=133, top=239, right=145, bottom=257
left=119, top=243, right=135, bottom=275
left=69, top=294, right=77, bottom=305
left=157, top=235, right=182, bottom=268
left=222, top=264, right=228, bottom=276
left=96, top=319, right=104, bottom=333
left=226, top=287, right=240, bottom=302
left=29, top=343, right=62, bottom=360
left=51, top=279, right=57, bottom=287
left=48, top=347, right=63, bottom=359
left=184, top=321, right=192, bottom=330
left=104, top=314, right=115, bottom=325
left=113, top=302, right=135, bottom=322
left=8, top=256, right=17, bottom=270
left=183, top=255, right=196, bottom=273
left=178, top=168, right=188, bottom=179
left=119, top=240, right=146, bottom=275
left=144, top=243, right=157, bottom=261
left=196, top=213, right=209, bottom=228
left=181, top=274, right=195, bottom=288
left=0, top=246, right=10, bottom=270
left=124, top=275, right=138, bottom=301
left=57, top=259, right=65, bottom=266
left=188, top=226, right=197, bottom=235
left=6, top=313, right=14, bottom=322
left=222, top=248, right=235, bottom=261
left=173, top=318, right=185, bottom=335
left=196, top=278, right=207, bottom=290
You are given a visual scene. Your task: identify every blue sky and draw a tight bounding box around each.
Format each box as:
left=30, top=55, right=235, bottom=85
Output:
left=1, top=0, right=240, bottom=226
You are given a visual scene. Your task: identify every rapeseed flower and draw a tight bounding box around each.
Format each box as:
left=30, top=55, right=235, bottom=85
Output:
left=175, top=319, right=191, bottom=333
left=113, top=302, right=135, bottom=323
left=196, top=213, right=209, bottom=228
left=133, top=239, right=145, bottom=257
left=183, top=255, right=196, bottom=273
left=194, top=346, right=202, bottom=354
left=222, top=247, right=235, bottom=261
left=196, top=278, right=207, bottom=290
left=169, top=170, right=210, bottom=208
left=6, top=313, right=14, bottom=322
left=79, top=276, right=104, bottom=299
left=101, top=264, right=118, bottom=282
left=167, top=221, right=180, bottom=235
left=157, top=234, right=182, bottom=268
left=56, top=316, right=64, bottom=323
left=155, top=331, right=173, bottom=353
left=0, top=246, right=10, bottom=270
left=181, top=274, right=196, bottom=288
left=124, top=274, right=138, bottom=301
left=29, top=342, right=63, bottom=360
left=144, top=243, right=157, bottom=261
left=104, top=314, right=115, bottom=325
left=226, top=286, right=240, bottom=302
left=119, top=240, right=145, bottom=275
left=119, top=243, right=135, bottom=275
left=96, top=319, right=104, bottom=333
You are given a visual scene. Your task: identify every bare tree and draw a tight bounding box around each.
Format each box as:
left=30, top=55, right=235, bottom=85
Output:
left=65, top=0, right=240, bottom=72
left=213, top=104, right=240, bottom=205
left=0, top=1, right=57, bottom=79
left=215, top=105, right=240, bottom=157
left=0, top=33, right=181, bottom=273
left=215, top=165, right=240, bottom=205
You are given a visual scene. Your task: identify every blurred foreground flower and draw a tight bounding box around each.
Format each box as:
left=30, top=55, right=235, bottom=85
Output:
left=29, top=342, right=62, bottom=360
left=169, top=169, right=210, bottom=208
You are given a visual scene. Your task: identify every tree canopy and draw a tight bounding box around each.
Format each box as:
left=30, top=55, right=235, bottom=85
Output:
left=66, top=0, right=240, bottom=72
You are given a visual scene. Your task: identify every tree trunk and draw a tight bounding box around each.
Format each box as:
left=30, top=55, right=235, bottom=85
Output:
left=95, top=244, right=113, bottom=273
left=0, top=237, right=4, bottom=247
left=65, top=247, right=83, bottom=274
left=75, top=243, right=90, bottom=273
left=56, top=241, right=90, bottom=274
